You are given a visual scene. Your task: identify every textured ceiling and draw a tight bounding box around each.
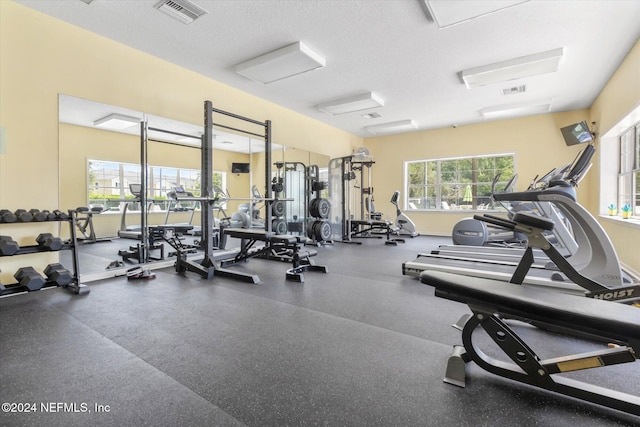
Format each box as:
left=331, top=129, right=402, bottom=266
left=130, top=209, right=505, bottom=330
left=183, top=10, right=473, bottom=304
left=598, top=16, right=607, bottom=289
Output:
left=16, top=0, right=640, bottom=137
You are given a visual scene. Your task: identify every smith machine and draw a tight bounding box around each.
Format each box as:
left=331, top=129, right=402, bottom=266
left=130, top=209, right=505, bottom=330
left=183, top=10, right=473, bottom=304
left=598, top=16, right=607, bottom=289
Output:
left=163, top=101, right=326, bottom=283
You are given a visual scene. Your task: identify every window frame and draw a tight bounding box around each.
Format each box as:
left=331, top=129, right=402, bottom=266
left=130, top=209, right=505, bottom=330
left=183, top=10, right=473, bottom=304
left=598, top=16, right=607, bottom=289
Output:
left=616, top=123, right=640, bottom=218
left=403, top=153, right=516, bottom=212
left=87, top=159, right=226, bottom=212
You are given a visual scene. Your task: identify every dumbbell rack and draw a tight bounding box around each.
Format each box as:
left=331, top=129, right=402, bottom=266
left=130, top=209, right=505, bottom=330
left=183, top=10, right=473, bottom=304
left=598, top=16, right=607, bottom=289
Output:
left=0, top=209, right=89, bottom=297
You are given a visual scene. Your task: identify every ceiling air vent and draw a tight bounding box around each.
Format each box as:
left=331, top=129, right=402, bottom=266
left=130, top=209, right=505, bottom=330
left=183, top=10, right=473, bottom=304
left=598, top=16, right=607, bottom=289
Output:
left=502, top=85, right=527, bottom=95
left=155, top=0, right=208, bottom=24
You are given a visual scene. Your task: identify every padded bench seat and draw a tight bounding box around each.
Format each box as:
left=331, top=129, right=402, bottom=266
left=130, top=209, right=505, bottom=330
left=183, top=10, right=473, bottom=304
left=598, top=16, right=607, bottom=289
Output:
left=221, top=227, right=326, bottom=282
left=420, top=270, right=640, bottom=416
left=223, top=228, right=301, bottom=245
left=421, top=270, right=640, bottom=345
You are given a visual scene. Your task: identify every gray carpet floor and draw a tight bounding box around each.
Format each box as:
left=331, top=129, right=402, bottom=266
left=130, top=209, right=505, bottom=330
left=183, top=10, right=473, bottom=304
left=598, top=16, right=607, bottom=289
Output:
left=1, top=235, right=639, bottom=426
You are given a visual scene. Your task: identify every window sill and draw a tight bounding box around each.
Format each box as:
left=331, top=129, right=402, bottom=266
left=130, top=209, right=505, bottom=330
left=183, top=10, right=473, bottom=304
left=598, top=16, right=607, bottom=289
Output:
left=599, top=214, right=640, bottom=229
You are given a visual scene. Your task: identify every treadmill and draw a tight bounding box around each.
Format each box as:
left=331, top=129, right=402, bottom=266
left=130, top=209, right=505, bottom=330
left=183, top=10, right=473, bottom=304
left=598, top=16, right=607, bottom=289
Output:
left=118, top=184, right=194, bottom=240
left=117, top=183, right=145, bottom=240
left=166, top=186, right=200, bottom=236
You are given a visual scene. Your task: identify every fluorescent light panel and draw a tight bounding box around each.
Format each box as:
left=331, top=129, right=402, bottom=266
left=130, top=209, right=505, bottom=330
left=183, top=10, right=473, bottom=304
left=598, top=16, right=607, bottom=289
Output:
left=235, top=42, right=326, bottom=84
left=424, top=0, right=528, bottom=28
left=461, top=48, right=563, bottom=88
left=317, top=92, right=384, bottom=115
left=365, top=120, right=417, bottom=135
left=480, top=100, right=551, bottom=119
left=93, top=113, right=140, bottom=130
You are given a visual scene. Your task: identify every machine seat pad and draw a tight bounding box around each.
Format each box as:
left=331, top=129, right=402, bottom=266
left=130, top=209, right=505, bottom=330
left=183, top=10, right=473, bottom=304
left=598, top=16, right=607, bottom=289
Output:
left=420, top=270, right=640, bottom=344
left=223, top=228, right=298, bottom=245
left=350, top=219, right=391, bottom=226
left=224, top=228, right=272, bottom=241
left=269, top=235, right=299, bottom=245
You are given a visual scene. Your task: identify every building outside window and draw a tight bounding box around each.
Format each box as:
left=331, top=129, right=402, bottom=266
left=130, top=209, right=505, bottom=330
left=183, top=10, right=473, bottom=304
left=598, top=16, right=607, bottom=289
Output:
left=88, top=159, right=226, bottom=211
left=405, top=154, right=515, bottom=211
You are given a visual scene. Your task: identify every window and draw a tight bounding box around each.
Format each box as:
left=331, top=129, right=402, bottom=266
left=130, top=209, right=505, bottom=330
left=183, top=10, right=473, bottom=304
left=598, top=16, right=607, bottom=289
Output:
left=405, top=154, right=515, bottom=211
left=88, top=159, right=226, bottom=211
left=617, top=123, right=640, bottom=217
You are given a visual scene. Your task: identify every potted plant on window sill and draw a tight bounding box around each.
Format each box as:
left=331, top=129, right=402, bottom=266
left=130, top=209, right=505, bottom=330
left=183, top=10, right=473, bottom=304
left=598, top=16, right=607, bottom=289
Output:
left=621, top=204, right=632, bottom=219
left=607, top=204, right=617, bottom=216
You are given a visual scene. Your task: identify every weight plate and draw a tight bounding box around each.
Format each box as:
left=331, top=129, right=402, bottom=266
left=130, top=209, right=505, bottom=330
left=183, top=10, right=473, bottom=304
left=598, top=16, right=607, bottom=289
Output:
left=318, top=220, right=332, bottom=241
left=309, top=198, right=320, bottom=218
left=273, top=218, right=287, bottom=235
left=272, top=200, right=285, bottom=217
left=306, top=220, right=317, bottom=239
left=317, top=198, right=331, bottom=219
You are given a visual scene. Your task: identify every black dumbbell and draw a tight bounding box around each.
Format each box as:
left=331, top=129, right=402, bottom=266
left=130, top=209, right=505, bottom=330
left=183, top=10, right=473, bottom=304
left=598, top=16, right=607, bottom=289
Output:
left=0, top=235, right=20, bottom=256
left=52, top=210, right=69, bottom=220
left=14, top=209, right=33, bottom=222
left=0, top=209, right=17, bottom=223
left=36, top=233, right=64, bottom=251
left=40, top=210, right=57, bottom=220
left=29, top=209, right=48, bottom=221
left=14, top=267, right=45, bottom=291
left=44, top=263, right=73, bottom=286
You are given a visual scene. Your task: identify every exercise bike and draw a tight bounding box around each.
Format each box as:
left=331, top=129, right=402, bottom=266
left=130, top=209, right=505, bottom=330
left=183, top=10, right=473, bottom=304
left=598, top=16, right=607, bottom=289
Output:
left=390, top=191, right=419, bottom=237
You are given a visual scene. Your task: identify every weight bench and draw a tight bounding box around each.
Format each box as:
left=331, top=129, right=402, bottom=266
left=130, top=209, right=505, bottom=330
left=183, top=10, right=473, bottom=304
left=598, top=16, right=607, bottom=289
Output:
left=347, top=219, right=405, bottom=245
left=420, top=270, right=640, bottom=416
left=222, top=228, right=327, bottom=282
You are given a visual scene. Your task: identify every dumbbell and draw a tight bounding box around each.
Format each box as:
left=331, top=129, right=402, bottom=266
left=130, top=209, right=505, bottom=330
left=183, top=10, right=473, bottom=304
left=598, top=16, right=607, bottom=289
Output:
left=14, top=209, right=33, bottom=222
left=44, top=263, right=73, bottom=286
left=0, top=235, right=20, bottom=256
left=35, top=233, right=64, bottom=251
left=0, top=209, right=17, bottom=223
left=14, top=267, right=45, bottom=291
left=29, top=209, right=48, bottom=221
left=52, top=210, right=69, bottom=220
left=40, top=210, right=57, bottom=220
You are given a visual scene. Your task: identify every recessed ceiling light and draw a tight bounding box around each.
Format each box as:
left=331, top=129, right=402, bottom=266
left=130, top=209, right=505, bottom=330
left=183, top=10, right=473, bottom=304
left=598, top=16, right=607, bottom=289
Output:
left=362, top=112, right=382, bottom=119
left=234, top=42, right=326, bottom=84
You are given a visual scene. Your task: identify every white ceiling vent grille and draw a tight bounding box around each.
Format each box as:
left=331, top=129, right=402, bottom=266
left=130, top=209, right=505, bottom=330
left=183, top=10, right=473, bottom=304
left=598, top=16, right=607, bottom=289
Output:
left=502, top=85, right=527, bottom=95
left=155, top=0, right=208, bottom=24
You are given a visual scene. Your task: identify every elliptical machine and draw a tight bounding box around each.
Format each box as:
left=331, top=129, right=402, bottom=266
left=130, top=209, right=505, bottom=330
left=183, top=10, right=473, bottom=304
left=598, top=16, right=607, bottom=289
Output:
left=451, top=174, right=526, bottom=246
left=391, top=191, right=419, bottom=237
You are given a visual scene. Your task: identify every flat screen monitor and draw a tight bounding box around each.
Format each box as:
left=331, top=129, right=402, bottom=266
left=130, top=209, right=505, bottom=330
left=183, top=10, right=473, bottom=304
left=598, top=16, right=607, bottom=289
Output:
left=231, top=162, right=250, bottom=174
left=561, top=121, right=593, bottom=146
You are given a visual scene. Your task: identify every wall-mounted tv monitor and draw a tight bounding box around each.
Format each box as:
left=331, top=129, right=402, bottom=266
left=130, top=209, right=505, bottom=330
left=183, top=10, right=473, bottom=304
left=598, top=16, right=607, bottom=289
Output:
left=231, top=162, right=250, bottom=174
left=561, top=121, right=593, bottom=146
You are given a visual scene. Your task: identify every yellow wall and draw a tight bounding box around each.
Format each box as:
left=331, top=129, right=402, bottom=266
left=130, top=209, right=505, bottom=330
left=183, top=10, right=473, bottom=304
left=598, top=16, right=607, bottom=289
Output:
left=588, top=39, right=640, bottom=273
left=1, top=1, right=638, bottom=278
left=363, top=39, right=640, bottom=274
left=364, top=110, right=592, bottom=230
left=0, top=1, right=359, bottom=280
